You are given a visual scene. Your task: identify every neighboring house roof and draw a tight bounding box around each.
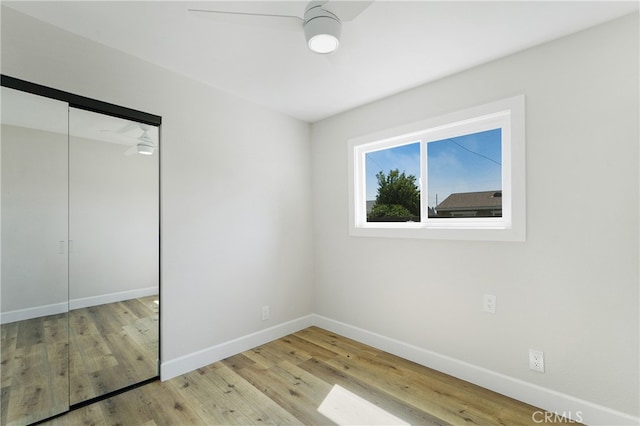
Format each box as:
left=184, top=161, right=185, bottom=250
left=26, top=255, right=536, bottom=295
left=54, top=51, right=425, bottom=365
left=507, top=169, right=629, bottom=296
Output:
left=437, top=190, right=502, bottom=212
left=366, top=200, right=376, bottom=213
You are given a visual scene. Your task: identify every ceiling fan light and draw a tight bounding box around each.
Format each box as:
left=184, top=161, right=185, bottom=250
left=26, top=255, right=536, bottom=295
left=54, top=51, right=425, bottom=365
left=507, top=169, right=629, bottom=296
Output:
left=308, top=33, right=339, bottom=54
left=304, top=15, right=341, bottom=54
left=137, top=143, right=154, bottom=155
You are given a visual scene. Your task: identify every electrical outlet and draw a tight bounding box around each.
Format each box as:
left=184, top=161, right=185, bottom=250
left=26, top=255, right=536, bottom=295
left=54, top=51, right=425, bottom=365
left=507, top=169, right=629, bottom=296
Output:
left=529, top=349, right=544, bottom=372
left=262, top=305, right=270, bottom=321
left=483, top=294, right=496, bottom=314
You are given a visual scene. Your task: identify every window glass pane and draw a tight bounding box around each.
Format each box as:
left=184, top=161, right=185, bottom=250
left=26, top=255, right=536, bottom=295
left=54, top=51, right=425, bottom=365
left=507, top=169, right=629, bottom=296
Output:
left=365, top=142, right=421, bottom=222
left=428, top=128, right=502, bottom=218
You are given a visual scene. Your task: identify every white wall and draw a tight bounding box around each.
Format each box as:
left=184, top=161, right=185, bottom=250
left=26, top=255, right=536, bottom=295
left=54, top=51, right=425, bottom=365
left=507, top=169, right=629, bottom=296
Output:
left=2, top=4, right=638, bottom=424
left=1, top=124, right=68, bottom=314
left=68, top=133, right=159, bottom=303
left=1, top=117, right=159, bottom=321
left=311, top=12, right=639, bottom=422
left=1, top=5, right=314, bottom=366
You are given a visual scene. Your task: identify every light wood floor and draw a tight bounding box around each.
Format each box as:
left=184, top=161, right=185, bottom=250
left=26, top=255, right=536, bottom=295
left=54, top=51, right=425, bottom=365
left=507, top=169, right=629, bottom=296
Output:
left=42, top=326, right=578, bottom=425
left=69, top=295, right=159, bottom=405
left=1, top=313, right=69, bottom=426
left=1, top=295, right=159, bottom=425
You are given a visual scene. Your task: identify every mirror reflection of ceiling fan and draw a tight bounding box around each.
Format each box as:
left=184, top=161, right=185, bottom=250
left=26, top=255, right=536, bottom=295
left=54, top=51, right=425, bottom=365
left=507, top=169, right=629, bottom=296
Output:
left=126, top=128, right=156, bottom=156
left=103, top=122, right=158, bottom=156
left=188, top=0, right=373, bottom=54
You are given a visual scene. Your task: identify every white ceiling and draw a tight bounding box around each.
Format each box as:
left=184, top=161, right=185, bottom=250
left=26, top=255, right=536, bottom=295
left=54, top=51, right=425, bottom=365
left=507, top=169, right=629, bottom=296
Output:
left=4, top=1, right=638, bottom=123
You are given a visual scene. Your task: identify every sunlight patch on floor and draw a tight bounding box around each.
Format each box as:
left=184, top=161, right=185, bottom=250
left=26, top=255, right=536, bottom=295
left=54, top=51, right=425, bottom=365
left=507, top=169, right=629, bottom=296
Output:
left=318, top=384, right=410, bottom=425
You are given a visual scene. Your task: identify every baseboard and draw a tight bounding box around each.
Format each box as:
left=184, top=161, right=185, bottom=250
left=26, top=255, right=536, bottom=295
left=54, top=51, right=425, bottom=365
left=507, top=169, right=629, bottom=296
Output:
left=1, top=287, right=158, bottom=324
left=311, top=314, right=639, bottom=426
left=158, top=313, right=638, bottom=425
left=160, top=314, right=315, bottom=381
left=69, top=286, right=158, bottom=310
left=0, top=301, right=68, bottom=324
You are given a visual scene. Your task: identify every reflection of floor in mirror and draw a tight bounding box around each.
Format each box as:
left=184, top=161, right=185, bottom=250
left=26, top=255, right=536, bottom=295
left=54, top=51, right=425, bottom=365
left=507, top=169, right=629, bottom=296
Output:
left=69, top=295, right=159, bottom=405
left=0, top=294, right=159, bottom=424
left=40, top=326, right=573, bottom=426
left=1, top=313, right=70, bottom=426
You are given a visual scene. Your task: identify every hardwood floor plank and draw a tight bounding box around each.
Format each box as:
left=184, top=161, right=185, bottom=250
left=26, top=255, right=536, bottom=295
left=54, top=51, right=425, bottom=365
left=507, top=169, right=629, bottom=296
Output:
left=15, top=318, right=45, bottom=348
left=332, top=355, right=478, bottom=424
left=229, top=360, right=335, bottom=425
left=71, top=331, right=157, bottom=404
left=89, top=389, right=153, bottom=426
left=295, top=327, right=554, bottom=425
left=299, top=357, right=447, bottom=426
left=183, top=363, right=302, bottom=425
left=42, top=314, right=68, bottom=345
left=0, top=386, right=11, bottom=426
left=1, top=316, right=70, bottom=425
left=120, top=297, right=157, bottom=320
left=278, top=334, right=340, bottom=362
left=2, top=296, right=159, bottom=424
left=35, top=326, right=580, bottom=426
left=68, top=296, right=159, bottom=405
left=167, top=369, right=256, bottom=424
left=1, top=321, right=18, bottom=388
left=5, top=344, right=64, bottom=425
left=221, top=353, right=259, bottom=372
left=369, top=347, right=543, bottom=424
left=294, top=327, right=373, bottom=359
left=122, top=316, right=159, bottom=355
left=240, top=346, right=279, bottom=370
left=45, top=400, right=105, bottom=426
left=70, top=332, right=117, bottom=375
left=253, top=339, right=316, bottom=366
left=45, top=341, right=69, bottom=411
left=125, top=381, right=206, bottom=426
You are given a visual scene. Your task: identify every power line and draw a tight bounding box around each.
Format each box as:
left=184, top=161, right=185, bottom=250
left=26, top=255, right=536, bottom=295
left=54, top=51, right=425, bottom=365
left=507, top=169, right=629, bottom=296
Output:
left=447, top=138, right=501, bottom=166
left=365, top=153, right=385, bottom=174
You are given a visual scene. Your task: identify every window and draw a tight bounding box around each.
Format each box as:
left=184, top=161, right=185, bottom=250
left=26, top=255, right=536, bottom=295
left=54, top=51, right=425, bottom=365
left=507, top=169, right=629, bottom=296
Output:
left=348, top=95, right=525, bottom=241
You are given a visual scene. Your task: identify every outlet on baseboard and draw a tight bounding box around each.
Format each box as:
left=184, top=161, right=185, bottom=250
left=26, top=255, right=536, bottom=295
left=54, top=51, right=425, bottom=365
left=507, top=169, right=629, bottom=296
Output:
left=262, top=305, right=270, bottom=321
left=529, top=349, right=544, bottom=372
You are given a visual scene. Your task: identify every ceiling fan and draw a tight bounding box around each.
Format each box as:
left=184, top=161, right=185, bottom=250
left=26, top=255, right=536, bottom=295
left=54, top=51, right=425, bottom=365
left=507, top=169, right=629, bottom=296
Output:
left=103, top=122, right=158, bottom=156
left=188, top=0, right=373, bottom=54
left=125, top=128, right=156, bottom=156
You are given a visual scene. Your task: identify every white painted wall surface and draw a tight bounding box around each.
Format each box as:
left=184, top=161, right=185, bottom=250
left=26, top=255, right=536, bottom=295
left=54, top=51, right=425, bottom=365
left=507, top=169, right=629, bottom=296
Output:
left=1, top=124, right=68, bottom=313
left=2, top=4, right=638, bottom=424
left=311, top=13, right=638, bottom=420
left=1, top=6, right=313, bottom=363
left=68, top=133, right=159, bottom=302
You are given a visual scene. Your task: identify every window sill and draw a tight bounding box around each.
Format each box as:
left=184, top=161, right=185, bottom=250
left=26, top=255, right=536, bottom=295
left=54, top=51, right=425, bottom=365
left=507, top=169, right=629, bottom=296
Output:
left=349, top=224, right=525, bottom=242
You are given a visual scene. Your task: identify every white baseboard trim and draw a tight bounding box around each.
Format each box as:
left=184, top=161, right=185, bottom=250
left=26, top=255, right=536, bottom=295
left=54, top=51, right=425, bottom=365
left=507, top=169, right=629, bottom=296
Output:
left=1, top=287, right=158, bottom=324
left=160, top=314, right=315, bottom=381
left=159, top=313, right=638, bottom=425
left=69, top=286, right=158, bottom=310
left=312, top=314, right=639, bottom=426
left=0, top=301, right=68, bottom=324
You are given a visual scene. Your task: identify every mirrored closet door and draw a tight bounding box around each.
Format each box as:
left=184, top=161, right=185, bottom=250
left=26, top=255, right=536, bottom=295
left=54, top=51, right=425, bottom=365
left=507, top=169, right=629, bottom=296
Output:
left=68, top=108, right=159, bottom=405
left=1, top=87, right=71, bottom=425
left=1, top=81, right=160, bottom=425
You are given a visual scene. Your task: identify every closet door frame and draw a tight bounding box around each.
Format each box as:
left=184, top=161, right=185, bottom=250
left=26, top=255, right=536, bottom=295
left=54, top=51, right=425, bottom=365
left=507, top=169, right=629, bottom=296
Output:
left=1, top=76, right=160, bottom=127
left=1, top=74, right=162, bottom=412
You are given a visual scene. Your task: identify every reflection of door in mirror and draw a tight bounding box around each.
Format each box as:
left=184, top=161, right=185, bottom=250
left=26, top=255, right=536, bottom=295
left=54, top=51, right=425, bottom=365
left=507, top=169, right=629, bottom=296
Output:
left=68, top=108, right=159, bottom=405
left=1, top=87, right=70, bottom=424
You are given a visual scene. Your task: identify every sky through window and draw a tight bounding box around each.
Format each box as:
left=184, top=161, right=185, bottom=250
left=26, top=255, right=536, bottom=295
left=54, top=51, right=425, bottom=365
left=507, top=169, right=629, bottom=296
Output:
left=365, top=129, right=501, bottom=208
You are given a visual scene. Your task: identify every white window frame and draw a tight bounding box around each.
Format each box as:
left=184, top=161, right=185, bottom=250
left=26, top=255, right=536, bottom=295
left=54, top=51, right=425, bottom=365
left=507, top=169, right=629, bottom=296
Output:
left=348, top=95, right=525, bottom=241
